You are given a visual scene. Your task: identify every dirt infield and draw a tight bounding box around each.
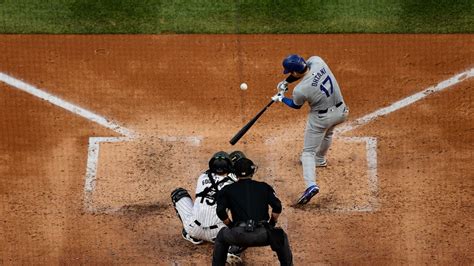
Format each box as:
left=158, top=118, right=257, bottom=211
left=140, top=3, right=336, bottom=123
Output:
left=1, top=35, right=473, bottom=265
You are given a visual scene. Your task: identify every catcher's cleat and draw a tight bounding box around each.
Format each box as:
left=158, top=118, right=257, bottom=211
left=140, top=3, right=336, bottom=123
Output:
left=182, top=228, right=203, bottom=245
left=296, top=185, right=319, bottom=205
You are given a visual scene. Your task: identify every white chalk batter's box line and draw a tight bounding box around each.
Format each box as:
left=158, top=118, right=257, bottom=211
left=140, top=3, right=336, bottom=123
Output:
left=83, top=135, right=203, bottom=212
left=0, top=67, right=472, bottom=213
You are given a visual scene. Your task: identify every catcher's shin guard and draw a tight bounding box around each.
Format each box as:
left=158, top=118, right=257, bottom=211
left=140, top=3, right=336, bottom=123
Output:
left=171, top=187, right=191, bottom=206
left=170, top=188, right=191, bottom=222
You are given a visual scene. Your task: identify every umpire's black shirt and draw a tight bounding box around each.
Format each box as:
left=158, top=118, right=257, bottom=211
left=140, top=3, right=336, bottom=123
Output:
left=216, top=178, right=282, bottom=223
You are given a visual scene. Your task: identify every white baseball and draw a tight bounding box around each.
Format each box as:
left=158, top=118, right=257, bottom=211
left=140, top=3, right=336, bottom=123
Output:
left=240, top=83, right=248, bottom=90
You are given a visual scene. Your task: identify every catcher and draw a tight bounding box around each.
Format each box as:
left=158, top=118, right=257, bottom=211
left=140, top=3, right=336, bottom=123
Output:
left=171, top=151, right=237, bottom=244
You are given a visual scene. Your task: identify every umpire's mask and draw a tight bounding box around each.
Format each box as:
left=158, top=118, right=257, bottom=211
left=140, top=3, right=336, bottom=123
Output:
left=229, top=150, right=246, bottom=163
left=234, top=158, right=257, bottom=178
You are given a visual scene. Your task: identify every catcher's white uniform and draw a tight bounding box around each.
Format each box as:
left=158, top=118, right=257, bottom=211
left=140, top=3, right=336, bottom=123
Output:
left=174, top=171, right=236, bottom=242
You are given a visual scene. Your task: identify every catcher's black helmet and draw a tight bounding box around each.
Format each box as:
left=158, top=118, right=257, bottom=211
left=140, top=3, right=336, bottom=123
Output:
left=209, top=151, right=233, bottom=174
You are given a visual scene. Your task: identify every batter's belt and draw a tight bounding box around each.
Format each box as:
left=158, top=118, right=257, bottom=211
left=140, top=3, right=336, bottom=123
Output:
left=318, top=102, right=343, bottom=114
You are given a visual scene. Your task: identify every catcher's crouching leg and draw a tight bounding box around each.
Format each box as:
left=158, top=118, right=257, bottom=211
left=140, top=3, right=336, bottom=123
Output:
left=170, top=188, right=203, bottom=245
left=170, top=188, right=191, bottom=222
left=171, top=187, right=191, bottom=206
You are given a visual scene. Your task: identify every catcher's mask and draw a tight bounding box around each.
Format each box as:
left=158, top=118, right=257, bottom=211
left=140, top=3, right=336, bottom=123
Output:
left=233, top=157, right=257, bottom=178
left=209, top=151, right=233, bottom=175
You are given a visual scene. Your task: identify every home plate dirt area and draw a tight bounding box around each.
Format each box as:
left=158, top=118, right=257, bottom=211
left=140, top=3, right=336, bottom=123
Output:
left=0, top=34, right=472, bottom=264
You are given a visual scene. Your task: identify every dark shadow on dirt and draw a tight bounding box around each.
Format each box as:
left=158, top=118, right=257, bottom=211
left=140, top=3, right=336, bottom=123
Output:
left=118, top=202, right=168, bottom=216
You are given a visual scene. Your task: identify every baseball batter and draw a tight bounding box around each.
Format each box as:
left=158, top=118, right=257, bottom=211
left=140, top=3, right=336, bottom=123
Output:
left=272, top=54, right=349, bottom=205
left=171, top=151, right=237, bottom=243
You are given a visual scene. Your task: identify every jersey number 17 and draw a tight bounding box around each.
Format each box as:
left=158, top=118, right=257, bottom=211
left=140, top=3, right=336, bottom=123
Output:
left=320, top=76, right=334, bottom=97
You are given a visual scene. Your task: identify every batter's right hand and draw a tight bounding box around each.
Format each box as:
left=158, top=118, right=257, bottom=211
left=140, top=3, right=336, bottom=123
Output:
left=277, top=81, right=288, bottom=93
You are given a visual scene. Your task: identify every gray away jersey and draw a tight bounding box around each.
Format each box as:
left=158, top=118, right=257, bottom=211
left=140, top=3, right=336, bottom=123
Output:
left=292, top=56, right=344, bottom=111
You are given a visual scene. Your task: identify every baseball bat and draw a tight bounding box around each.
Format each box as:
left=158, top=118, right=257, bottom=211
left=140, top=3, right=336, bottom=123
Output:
left=230, top=99, right=275, bottom=145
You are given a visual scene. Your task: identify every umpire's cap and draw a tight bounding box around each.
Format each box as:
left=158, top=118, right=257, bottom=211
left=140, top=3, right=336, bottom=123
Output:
left=234, top=157, right=257, bottom=177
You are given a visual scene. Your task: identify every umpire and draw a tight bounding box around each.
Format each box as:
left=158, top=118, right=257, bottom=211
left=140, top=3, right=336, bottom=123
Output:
left=212, top=152, right=293, bottom=266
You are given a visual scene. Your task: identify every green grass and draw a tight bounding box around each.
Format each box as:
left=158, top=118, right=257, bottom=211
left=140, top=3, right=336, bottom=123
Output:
left=0, top=0, right=472, bottom=33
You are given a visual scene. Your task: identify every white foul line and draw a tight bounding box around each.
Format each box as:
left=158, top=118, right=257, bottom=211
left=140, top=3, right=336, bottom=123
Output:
left=0, top=73, right=134, bottom=137
left=0, top=72, right=135, bottom=212
left=337, top=68, right=474, bottom=134
left=0, top=72, right=205, bottom=212
left=337, top=68, right=473, bottom=211
left=2, top=66, right=472, bottom=213
left=266, top=67, right=473, bottom=212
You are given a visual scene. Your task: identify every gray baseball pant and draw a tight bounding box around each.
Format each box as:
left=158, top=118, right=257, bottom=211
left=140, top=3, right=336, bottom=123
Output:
left=300, top=103, right=349, bottom=188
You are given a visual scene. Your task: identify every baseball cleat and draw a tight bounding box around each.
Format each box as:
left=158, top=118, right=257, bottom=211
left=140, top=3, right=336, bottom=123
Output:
left=226, top=245, right=245, bottom=265
left=226, top=253, right=243, bottom=265
left=296, top=185, right=319, bottom=205
left=299, top=158, right=327, bottom=167
left=181, top=228, right=203, bottom=245
left=228, top=245, right=246, bottom=255
left=316, top=159, right=327, bottom=167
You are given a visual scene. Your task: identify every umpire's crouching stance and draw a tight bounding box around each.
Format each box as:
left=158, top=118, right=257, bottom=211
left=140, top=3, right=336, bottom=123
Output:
left=212, top=153, right=293, bottom=266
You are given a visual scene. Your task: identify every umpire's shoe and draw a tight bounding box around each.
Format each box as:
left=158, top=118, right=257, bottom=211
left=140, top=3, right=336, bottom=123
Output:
left=182, top=228, right=204, bottom=245
left=297, top=185, right=319, bottom=205
left=226, top=253, right=242, bottom=265
left=226, top=245, right=245, bottom=264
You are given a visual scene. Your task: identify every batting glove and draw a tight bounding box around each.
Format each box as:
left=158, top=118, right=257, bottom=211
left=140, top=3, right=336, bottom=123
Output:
left=277, top=81, right=288, bottom=93
left=271, top=92, right=284, bottom=102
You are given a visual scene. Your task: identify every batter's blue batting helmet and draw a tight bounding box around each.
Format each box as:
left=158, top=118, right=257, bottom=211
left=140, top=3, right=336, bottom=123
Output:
left=282, top=54, right=306, bottom=74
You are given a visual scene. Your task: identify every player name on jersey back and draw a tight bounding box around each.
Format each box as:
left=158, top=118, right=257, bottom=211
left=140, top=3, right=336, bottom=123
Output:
left=311, top=67, right=327, bottom=87
left=202, top=177, right=228, bottom=188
